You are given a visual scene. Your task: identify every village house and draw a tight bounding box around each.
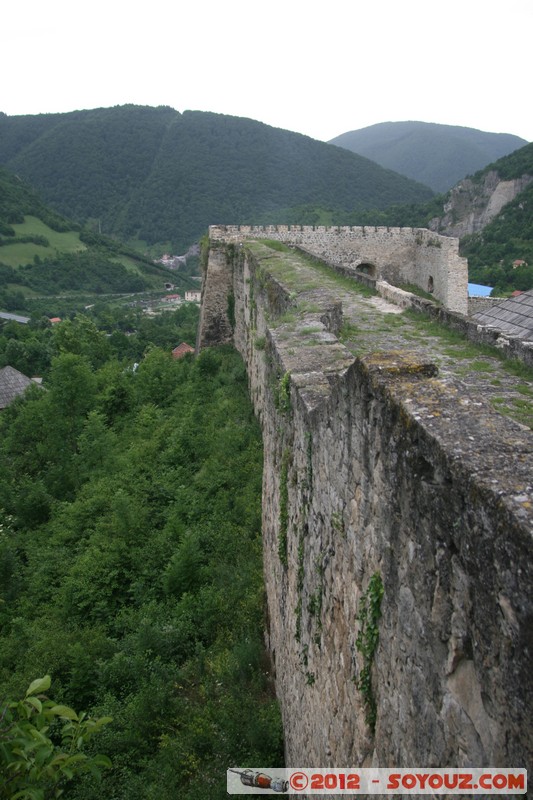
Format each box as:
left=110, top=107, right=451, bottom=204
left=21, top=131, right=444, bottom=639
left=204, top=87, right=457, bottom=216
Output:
left=172, top=342, right=194, bottom=359
left=184, top=290, right=201, bottom=303
left=473, top=288, right=533, bottom=339
left=0, top=366, right=41, bottom=410
left=0, top=312, right=31, bottom=325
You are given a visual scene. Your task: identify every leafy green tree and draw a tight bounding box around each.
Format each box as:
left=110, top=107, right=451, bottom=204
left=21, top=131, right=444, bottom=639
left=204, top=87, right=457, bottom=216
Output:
left=2, top=339, right=27, bottom=372
left=52, top=316, right=111, bottom=369
left=0, top=675, right=111, bottom=799
left=73, top=411, right=118, bottom=484
left=0, top=343, right=283, bottom=800
left=134, top=347, right=182, bottom=405
left=46, top=354, right=96, bottom=442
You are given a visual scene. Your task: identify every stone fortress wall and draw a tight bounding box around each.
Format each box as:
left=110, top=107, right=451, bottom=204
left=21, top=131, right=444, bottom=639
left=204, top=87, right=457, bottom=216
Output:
left=197, top=232, right=532, bottom=784
left=209, top=224, right=469, bottom=314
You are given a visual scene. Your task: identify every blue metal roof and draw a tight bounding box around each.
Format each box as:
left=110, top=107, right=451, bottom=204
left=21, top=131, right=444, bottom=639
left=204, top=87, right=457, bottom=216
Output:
left=468, top=283, right=493, bottom=297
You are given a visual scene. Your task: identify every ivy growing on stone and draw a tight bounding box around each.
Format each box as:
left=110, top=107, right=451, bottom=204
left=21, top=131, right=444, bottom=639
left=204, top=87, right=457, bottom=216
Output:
left=278, top=448, right=291, bottom=567
left=227, top=289, right=236, bottom=331
left=295, top=531, right=305, bottom=641
left=354, top=572, right=384, bottom=733
left=276, top=371, right=291, bottom=413
left=305, top=431, right=313, bottom=495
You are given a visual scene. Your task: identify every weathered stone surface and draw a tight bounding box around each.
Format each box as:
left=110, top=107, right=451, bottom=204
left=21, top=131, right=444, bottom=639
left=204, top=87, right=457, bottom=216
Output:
left=199, top=238, right=533, bottom=781
left=210, top=224, right=469, bottom=314
left=195, top=242, right=234, bottom=350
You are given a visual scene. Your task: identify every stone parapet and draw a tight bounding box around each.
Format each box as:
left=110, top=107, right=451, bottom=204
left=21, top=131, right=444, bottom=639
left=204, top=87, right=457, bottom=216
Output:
left=198, top=237, right=533, bottom=779
left=209, top=224, right=468, bottom=314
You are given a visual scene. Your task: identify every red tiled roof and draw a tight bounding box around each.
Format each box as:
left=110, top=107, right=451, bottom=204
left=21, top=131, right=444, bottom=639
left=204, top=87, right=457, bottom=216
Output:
left=172, top=342, right=194, bottom=359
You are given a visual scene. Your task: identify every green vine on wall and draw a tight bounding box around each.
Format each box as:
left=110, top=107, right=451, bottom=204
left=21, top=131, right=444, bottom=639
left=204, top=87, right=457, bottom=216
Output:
left=199, top=232, right=210, bottom=272
left=278, top=448, right=291, bottom=567
left=275, top=371, right=291, bottom=413
left=295, top=531, right=305, bottom=641
left=354, top=572, right=384, bottom=732
left=295, top=435, right=312, bottom=643
left=227, top=289, right=236, bottom=331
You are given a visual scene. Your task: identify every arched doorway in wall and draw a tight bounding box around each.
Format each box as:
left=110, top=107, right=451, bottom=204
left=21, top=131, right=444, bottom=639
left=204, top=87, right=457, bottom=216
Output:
left=427, top=275, right=434, bottom=293
left=356, top=262, right=377, bottom=278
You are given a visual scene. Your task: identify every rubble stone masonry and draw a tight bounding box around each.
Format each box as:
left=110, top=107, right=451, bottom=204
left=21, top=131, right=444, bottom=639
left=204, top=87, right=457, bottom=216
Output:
left=209, top=224, right=469, bottom=314
left=197, top=235, right=532, bottom=781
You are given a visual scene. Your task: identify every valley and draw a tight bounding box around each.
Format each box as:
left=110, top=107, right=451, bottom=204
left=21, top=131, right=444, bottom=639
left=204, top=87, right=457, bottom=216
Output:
left=0, top=105, right=532, bottom=798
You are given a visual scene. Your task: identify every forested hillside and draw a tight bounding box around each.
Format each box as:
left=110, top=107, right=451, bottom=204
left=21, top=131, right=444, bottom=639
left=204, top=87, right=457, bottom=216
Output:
left=442, top=143, right=533, bottom=292
left=0, top=106, right=434, bottom=251
left=467, top=141, right=533, bottom=183
left=460, top=181, right=533, bottom=291
left=0, top=164, right=74, bottom=233
left=0, top=304, right=199, bottom=376
left=0, top=166, right=197, bottom=312
left=0, top=310, right=282, bottom=799
left=344, top=142, right=533, bottom=295
left=329, top=121, right=527, bottom=192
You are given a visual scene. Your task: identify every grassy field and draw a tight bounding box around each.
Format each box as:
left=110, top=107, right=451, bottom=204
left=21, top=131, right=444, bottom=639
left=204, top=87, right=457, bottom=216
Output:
left=0, top=216, right=86, bottom=267
left=111, top=254, right=147, bottom=274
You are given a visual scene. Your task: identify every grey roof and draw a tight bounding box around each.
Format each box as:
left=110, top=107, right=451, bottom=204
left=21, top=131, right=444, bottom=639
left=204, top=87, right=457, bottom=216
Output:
left=473, top=289, right=533, bottom=339
left=0, top=365, right=35, bottom=409
left=0, top=312, right=30, bottom=324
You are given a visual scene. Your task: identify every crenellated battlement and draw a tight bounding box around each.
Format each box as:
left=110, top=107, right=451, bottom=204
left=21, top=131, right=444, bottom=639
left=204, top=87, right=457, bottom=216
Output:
left=211, top=223, right=436, bottom=236
left=209, top=223, right=468, bottom=313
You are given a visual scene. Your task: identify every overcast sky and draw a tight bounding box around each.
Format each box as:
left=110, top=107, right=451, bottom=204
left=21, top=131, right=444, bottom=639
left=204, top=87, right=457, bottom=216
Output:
left=2, top=0, right=531, bottom=143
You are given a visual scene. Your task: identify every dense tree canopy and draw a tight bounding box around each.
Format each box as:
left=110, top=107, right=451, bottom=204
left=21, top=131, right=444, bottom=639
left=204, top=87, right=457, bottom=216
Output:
left=0, top=106, right=434, bottom=250
left=461, top=180, right=533, bottom=293
left=0, top=307, right=199, bottom=376
left=0, top=314, right=282, bottom=798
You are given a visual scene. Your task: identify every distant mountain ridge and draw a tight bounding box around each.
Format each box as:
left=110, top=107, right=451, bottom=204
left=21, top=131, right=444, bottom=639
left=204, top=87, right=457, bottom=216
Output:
left=0, top=106, right=433, bottom=251
left=329, top=121, right=528, bottom=193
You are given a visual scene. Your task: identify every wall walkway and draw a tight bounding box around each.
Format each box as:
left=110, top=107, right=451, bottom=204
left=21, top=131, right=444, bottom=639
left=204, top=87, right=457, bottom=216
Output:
left=197, top=238, right=533, bottom=776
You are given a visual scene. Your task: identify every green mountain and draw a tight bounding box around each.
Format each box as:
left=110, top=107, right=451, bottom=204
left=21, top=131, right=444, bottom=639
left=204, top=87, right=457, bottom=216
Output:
left=0, top=106, right=434, bottom=251
left=329, top=121, right=528, bottom=193
left=0, top=166, right=187, bottom=310
left=0, top=163, right=74, bottom=234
